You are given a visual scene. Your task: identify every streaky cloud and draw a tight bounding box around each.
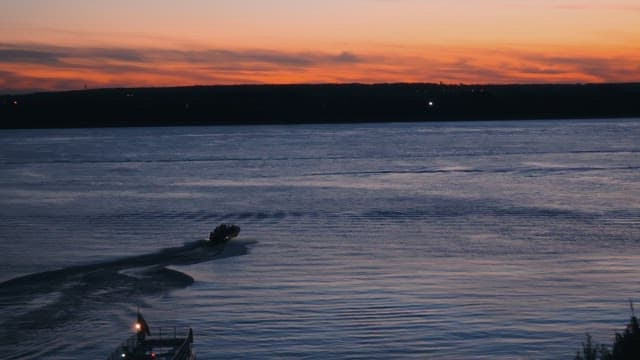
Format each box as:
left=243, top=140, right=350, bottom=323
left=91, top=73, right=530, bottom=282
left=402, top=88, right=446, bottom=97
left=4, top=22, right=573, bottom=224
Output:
left=155, top=48, right=365, bottom=67
left=0, top=42, right=365, bottom=68
left=0, top=46, right=63, bottom=66
left=0, top=41, right=639, bottom=92
left=0, top=43, right=146, bottom=65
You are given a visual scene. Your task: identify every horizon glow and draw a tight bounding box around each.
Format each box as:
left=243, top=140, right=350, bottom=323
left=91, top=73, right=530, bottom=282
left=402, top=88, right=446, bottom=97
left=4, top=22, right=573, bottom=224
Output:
left=1, top=0, right=640, bottom=93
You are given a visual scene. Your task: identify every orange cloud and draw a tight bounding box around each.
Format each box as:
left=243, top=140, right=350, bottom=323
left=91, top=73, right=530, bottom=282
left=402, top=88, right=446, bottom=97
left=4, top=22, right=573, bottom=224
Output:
left=1, top=42, right=639, bottom=93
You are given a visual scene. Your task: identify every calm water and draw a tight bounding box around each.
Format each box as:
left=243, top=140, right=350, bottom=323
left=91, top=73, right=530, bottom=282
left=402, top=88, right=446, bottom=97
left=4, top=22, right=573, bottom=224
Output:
left=1, top=119, right=639, bottom=359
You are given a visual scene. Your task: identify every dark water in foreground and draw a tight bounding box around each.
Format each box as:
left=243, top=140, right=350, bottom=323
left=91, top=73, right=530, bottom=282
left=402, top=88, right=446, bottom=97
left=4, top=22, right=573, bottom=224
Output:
left=1, top=119, right=639, bottom=359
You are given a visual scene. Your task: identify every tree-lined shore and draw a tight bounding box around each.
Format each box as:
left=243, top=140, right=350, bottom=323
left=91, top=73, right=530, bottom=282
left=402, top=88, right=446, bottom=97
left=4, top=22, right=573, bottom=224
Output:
left=2, top=83, right=639, bottom=129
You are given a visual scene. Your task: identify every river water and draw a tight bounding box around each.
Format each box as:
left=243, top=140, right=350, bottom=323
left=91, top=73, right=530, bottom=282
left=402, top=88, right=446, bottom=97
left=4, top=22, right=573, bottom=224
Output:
left=1, top=119, right=639, bottom=359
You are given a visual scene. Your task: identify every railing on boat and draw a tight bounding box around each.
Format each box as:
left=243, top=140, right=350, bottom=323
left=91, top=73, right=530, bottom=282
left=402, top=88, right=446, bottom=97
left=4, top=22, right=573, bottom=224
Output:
left=107, top=326, right=193, bottom=360
left=170, top=329, right=193, bottom=360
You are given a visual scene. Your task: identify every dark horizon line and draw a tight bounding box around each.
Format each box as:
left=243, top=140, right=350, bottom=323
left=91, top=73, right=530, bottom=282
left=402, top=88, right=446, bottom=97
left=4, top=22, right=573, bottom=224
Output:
left=3, top=80, right=640, bottom=97
left=2, top=82, right=639, bottom=129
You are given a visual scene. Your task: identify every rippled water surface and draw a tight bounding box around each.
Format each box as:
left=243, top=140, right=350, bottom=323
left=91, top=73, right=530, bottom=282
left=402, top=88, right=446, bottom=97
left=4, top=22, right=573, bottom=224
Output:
left=1, top=119, right=639, bottom=359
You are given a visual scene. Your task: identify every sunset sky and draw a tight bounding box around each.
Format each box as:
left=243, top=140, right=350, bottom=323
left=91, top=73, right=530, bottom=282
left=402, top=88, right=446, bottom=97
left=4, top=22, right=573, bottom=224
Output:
left=1, top=0, right=639, bottom=93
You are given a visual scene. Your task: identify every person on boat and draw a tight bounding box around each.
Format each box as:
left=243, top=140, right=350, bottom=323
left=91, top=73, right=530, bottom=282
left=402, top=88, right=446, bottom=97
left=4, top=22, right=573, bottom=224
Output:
left=136, top=311, right=151, bottom=343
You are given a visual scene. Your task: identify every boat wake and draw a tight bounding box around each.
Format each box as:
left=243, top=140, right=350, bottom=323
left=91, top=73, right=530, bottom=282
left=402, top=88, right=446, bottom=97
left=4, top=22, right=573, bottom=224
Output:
left=0, top=238, right=254, bottom=340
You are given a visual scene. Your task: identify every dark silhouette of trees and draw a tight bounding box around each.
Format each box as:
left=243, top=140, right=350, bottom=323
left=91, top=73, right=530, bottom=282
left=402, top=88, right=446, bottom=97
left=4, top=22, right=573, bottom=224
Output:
left=2, top=83, right=639, bottom=129
left=576, top=306, right=640, bottom=360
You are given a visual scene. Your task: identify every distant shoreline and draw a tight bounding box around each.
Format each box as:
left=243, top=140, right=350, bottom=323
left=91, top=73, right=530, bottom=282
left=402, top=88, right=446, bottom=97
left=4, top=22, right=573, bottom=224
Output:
left=1, top=83, right=639, bottom=129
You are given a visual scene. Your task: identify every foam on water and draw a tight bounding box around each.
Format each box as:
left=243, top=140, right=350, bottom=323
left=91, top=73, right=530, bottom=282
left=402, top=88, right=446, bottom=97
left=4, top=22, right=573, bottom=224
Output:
left=0, top=238, right=252, bottom=360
